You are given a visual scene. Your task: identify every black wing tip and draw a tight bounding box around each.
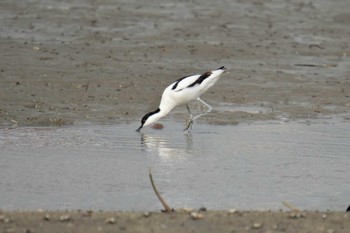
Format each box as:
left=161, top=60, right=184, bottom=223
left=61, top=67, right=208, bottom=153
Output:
left=218, top=66, right=226, bottom=70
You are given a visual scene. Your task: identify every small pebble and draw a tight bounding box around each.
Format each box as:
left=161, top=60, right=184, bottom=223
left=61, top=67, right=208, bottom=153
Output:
left=182, top=208, right=194, bottom=213
left=59, top=215, right=71, bottom=222
left=288, top=212, right=305, bottom=219
left=105, top=217, right=116, bottom=224
left=253, top=222, right=263, bottom=229
left=190, top=212, right=204, bottom=220
left=143, top=212, right=151, bottom=217
left=322, top=214, right=327, bottom=219
left=228, top=209, right=238, bottom=214
left=0, top=215, right=11, bottom=223
left=43, top=214, right=50, bottom=221
left=0, top=216, right=10, bottom=223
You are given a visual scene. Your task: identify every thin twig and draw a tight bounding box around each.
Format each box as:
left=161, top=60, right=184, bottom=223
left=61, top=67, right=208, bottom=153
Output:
left=294, top=64, right=323, bottom=67
left=282, top=201, right=300, bottom=212
left=294, top=63, right=337, bottom=68
left=149, top=168, right=173, bottom=212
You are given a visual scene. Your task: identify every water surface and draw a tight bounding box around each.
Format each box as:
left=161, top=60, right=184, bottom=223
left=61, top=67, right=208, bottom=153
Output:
left=1, top=119, right=349, bottom=211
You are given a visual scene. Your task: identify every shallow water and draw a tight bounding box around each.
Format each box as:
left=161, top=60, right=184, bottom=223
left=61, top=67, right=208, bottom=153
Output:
left=1, top=119, right=350, bottom=211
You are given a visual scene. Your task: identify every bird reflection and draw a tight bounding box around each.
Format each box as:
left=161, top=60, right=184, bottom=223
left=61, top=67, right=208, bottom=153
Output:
left=139, top=131, right=193, bottom=159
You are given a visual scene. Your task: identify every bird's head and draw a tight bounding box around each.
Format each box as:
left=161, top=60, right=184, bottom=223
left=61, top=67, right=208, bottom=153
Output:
left=136, top=108, right=161, bottom=132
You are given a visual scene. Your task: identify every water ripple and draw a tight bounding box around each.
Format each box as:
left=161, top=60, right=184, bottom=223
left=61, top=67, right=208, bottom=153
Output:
left=0, top=119, right=349, bottom=211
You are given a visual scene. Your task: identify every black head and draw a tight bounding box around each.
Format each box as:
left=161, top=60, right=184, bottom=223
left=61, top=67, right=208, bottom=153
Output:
left=136, top=114, right=147, bottom=132
left=136, top=108, right=160, bottom=132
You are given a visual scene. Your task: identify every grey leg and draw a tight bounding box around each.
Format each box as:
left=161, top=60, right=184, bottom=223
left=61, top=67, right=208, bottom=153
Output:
left=197, top=98, right=212, bottom=112
left=184, top=120, right=193, bottom=131
left=184, top=104, right=194, bottom=131
left=183, top=98, right=212, bottom=131
left=191, top=97, right=212, bottom=121
left=186, top=104, right=193, bottom=119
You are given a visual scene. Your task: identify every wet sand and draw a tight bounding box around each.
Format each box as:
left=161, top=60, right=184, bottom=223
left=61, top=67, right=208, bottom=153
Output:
left=1, top=0, right=349, bottom=127
left=1, top=210, right=349, bottom=233
left=1, top=0, right=350, bottom=231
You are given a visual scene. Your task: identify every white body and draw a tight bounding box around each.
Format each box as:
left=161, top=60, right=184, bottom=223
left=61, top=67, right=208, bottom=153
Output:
left=142, top=68, right=225, bottom=127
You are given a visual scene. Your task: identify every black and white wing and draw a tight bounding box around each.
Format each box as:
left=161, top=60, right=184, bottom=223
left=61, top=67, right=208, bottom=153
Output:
left=170, top=71, right=212, bottom=92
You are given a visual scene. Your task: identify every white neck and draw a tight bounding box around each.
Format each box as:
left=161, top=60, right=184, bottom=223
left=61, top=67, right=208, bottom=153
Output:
left=144, top=107, right=172, bottom=127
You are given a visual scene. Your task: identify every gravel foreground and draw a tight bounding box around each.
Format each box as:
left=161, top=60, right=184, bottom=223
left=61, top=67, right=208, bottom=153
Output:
left=1, top=210, right=349, bottom=233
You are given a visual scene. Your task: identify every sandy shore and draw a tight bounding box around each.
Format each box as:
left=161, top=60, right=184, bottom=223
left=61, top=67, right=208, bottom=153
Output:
left=1, top=210, right=349, bottom=233
left=1, top=0, right=350, bottom=231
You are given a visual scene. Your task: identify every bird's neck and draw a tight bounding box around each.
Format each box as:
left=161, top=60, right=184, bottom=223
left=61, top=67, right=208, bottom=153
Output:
left=158, top=103, right=174, bottom=117
left=153, top=104, right=173, bottom=122
left=157, top=107, right=172, bottom=119
left=145, top=107, right=171, bottom=126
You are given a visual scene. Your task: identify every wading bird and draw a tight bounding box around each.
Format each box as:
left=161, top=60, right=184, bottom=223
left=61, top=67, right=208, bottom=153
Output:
left=136, top=66, right=226, bottom=132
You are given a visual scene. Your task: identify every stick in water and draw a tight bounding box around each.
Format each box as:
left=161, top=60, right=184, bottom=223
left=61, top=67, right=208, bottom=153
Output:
left=282, top=201, right=300, bottom=212
left=149, top=168, right=173, bottom=212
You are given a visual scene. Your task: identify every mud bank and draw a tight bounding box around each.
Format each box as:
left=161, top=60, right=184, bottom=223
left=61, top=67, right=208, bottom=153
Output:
left=1, top=0, right=349, bottom=127
left=1, top=210, right=349, bottom=233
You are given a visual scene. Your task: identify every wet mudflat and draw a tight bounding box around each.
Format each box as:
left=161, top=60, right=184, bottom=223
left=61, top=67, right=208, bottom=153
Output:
left=1, top=0, right=350, bottom=127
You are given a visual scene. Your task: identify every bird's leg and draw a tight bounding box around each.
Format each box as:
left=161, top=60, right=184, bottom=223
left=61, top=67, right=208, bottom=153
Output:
left=184, top=104, right=194, bottom=131
left=183, top=98, right=213, bottom=131
left=184, top=119, right=193, bottom=131
left=197, top=97, right=213, bottom=112
left=184, top=120, right=193, bottom=132
left=191, top=97, right=212, bottom=122
left=186, top=104, right=193, bottom=119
